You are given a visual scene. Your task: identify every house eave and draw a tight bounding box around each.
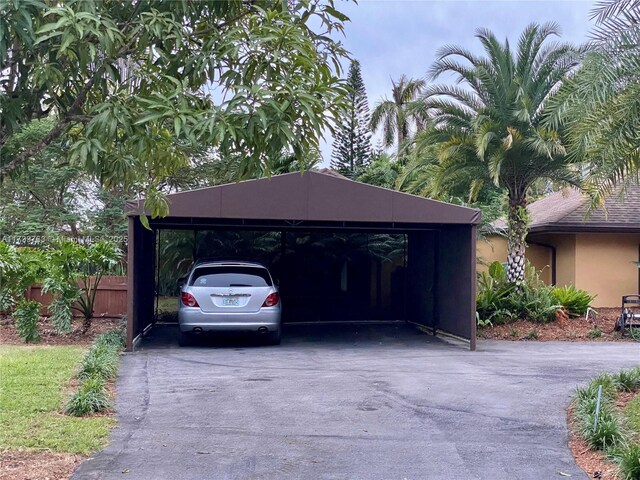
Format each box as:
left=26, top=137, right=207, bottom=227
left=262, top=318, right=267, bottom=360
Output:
left=528, top=223, right=640, bottom=235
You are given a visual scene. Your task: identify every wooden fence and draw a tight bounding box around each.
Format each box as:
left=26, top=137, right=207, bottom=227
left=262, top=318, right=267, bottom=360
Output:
left=27, top=275, right=128, bottom=319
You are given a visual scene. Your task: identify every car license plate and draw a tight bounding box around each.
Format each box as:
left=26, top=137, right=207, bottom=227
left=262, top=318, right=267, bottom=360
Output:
left=223, top=297, right=239, bottom=306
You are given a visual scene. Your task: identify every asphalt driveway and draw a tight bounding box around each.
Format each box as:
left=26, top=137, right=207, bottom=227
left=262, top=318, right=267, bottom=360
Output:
left=73, top=323, right=639, bottom=480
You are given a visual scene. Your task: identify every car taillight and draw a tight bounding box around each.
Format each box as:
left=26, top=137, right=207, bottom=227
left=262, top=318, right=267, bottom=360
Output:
left=262, top=292, right=279, bottom=307
left=181, top=292, right=199, bottom=307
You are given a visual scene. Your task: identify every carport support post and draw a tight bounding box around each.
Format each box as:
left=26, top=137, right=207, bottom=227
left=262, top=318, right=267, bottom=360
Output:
left=470, top=226, right=477, bottom=351
left=126, top=216, right=135, bottom=351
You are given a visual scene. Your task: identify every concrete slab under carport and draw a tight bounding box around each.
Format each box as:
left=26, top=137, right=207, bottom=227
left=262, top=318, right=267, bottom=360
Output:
left=73, top=324, right=639, bottom=480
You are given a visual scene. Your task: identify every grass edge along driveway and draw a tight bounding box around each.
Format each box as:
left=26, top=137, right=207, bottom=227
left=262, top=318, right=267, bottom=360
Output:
left=0, top=345, right=114, bottom=454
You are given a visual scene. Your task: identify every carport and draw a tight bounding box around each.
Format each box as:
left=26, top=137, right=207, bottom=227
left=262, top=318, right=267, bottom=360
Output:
left=125, top=170, right=481, bottom=351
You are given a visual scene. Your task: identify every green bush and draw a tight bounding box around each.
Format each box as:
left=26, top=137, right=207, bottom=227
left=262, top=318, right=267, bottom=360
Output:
left=576, top=374, right=618, bottom=409
left=581, top=409, right=624, bottom=449
left=77, top=331, right=124, bottom=381
left=78, top=345, right=119, bottom=381
left=572, top=368, right=640, bottom=477
left=575, top=375, right=624, bottom=449
left=65, top=376, right=111, bottom=416
left=609, top=444, right=640, bottom=480
left=13, top=299, right=41, bottom=343
left=476, top=262, right=516, bottom=325
left=476, top=261, right=562, bottom=325
left=587, top=326, right=603, bottom=338
left=616, top=368, right=640, bottom=393
left=65, top=329, right=124, bottom=417
left=94, top=329, right=126, bottom=350
left=509, top=282, right=560, bottom=323
left=551, top=285, right=595, bottom=317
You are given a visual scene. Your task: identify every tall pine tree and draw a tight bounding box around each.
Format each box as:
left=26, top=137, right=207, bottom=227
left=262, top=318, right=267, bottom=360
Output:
left=331, top=60, right=372, bottom=177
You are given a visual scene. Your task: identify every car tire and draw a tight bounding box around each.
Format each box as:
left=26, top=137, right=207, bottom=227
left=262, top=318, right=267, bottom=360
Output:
left=178, top=330, right=192, bottom=347
left=265, top=328, right=281, bottom=346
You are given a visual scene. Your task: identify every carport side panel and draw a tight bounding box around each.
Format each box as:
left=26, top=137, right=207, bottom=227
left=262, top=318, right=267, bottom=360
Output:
left=437, top=225, right=476, bottom=349
left=126, top=217, right=156, bottom=351
left=406, top=231, right=436, bottom=330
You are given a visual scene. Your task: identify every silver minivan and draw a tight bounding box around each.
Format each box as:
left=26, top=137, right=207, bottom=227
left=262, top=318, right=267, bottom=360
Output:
left=178, top=261, right=282, bottom=346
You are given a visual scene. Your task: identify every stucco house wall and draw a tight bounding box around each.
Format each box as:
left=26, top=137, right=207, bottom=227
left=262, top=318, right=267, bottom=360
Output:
left=478, top=233, right=640, bottom=307
left=478, top=185, right=640, bottom=307
left=574, top=234, right=640, bottom=306
left=477, top=236, right=552, bottom=284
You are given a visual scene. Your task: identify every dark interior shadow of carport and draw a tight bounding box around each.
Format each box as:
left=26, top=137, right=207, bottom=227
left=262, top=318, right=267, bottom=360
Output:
left=139, top=321, right=449, bottom=350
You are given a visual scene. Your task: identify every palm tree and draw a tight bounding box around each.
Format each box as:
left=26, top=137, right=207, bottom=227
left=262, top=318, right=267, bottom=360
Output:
left=370, top=75, right=426, bottom=154
left=415, top=23, right=583, bottom=282
left=546, top=0, right=640, bottom=203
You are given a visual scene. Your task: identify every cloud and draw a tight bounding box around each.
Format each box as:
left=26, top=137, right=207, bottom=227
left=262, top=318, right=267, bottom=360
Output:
left=321, top=0, right=595, bottom=164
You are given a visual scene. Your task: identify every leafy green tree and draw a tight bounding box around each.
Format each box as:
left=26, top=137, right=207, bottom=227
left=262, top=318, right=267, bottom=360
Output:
left=330, top=60, right=372, bottom=177
left=0, top=0, right=350, bottom=215
left=0, top=118, right=92, bottom=237
left=43, top=240, right=121, bottom=334
left=370, top=75, right=426, bottom=154
left=546, top=0, right=640, bottom=202
left=416, top=23, right=583, bottom=282
left=0, top=243, right=48, bottom=342
left=203, top=149, right=322, bottom=186
left=357, top=151, right=402, bottom=189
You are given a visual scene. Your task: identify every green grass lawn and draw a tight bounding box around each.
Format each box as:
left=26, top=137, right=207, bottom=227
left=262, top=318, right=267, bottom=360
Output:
left=625, top=394, right=640, bottom=438
left=157, top=295, right=178, bottom=313
left=0, top=345, right=115, bottom=454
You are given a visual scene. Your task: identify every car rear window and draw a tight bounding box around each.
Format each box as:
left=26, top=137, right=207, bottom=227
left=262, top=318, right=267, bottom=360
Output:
left=189, top=266, right=272, bottom=287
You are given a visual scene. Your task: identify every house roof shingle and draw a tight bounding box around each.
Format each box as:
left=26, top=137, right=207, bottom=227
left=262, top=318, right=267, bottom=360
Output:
left=495, top=183, right=640, bottom=233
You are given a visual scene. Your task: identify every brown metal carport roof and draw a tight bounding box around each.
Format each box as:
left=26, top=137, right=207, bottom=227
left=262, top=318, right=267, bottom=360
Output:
left=125, top=170, right=481, bottom=351
left=126, top=170, right=481, bottom=225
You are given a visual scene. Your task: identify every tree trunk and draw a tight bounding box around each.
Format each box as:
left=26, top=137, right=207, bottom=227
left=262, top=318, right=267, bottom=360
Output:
left=396, top=127, right=404, bottom=156
left=506, top=195, right=528, bottom=283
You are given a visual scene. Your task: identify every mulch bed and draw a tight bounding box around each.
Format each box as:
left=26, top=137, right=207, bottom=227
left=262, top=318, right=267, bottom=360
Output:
left=478, top=307, right=635, bottom=342
left=0, top=316, right=122, bottom=346
left=0, top=450, right=84, bottom=480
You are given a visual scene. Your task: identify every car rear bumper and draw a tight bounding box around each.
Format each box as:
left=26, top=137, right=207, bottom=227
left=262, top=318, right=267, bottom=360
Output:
left=178, top=307, right=281, bottom=332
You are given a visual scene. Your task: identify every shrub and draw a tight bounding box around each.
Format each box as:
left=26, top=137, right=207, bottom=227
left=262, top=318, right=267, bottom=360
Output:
left=615, top=368, right=640, bottom=392
left=65, top=376, right=111, bottom=416
left=95, top=329, right=126, bottom=350
left=580, top=409, right=624, bottom=450
left=509, top=282, right=560, bottom=323
left=476, top=261, right=563, bottom=325
left=610, top=443, right=640, bottom=480
left=13, top=299, right=41, bottom=343
left=77, top=331, right=124, bottom=381
left=525, top=328, right=539, bottom=340
left=476, top=262, right=516, bottom=325
left=552, top=285, right=595, bottom=317
left=572, top=369, right=640, bottom=478
left=65, top=329, right=124, bottom=417
left=587, top=326, right=603, bottom=339
left=78, top=345, right=119, bottom=381
left=576, top=374, right=618, bottom=407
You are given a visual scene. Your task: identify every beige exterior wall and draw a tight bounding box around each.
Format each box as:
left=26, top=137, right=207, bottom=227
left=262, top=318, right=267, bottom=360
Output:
left=574, top=234, right=640, bottom=307
left=477, top=236, right=508, bottom=272
left=550, top=234, right=576, bottom=287
left=476, top=235, right=552, bottom=283
left=478, top=233, right=640, bottom=307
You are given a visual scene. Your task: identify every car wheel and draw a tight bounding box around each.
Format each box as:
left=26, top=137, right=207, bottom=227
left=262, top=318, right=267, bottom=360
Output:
left=265, top=328, right=281, bottom=346
left=178, top=330, right=192, bottom=347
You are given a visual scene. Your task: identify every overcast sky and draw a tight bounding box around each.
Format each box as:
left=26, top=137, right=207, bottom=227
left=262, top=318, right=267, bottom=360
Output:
left=320, top=0, right=596, bottom=163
